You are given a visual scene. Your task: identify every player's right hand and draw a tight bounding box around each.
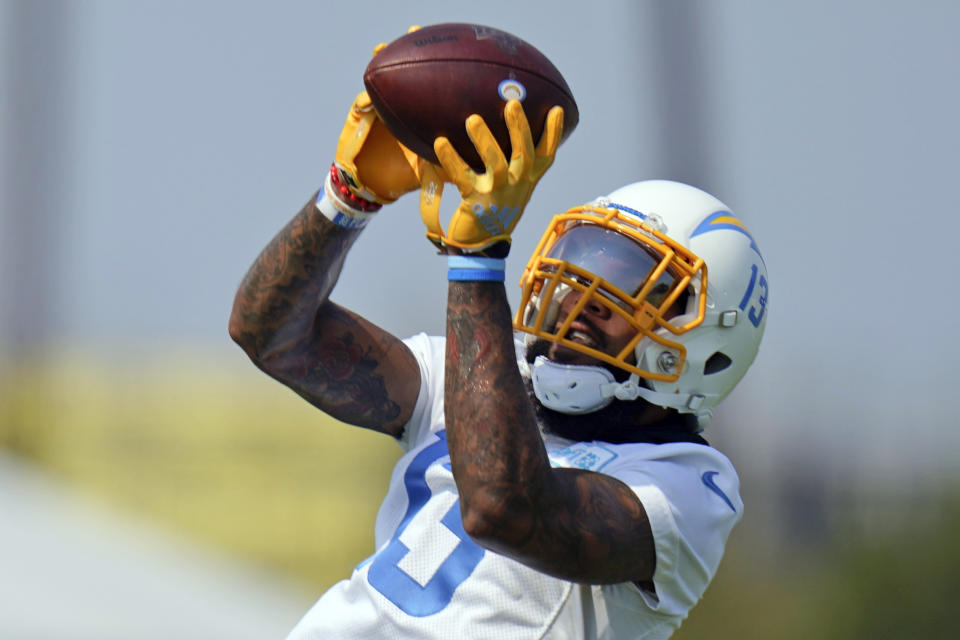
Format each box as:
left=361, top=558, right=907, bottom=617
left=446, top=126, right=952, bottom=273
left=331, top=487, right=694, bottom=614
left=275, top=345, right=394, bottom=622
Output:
left=334, top=90, right=421, bottom=204
left=334, top=27, right=446, bottom=206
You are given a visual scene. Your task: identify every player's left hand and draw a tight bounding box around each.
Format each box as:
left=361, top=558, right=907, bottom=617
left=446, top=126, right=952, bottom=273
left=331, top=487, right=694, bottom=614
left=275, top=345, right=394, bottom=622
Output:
left=422, top=100, right=564, bottom=256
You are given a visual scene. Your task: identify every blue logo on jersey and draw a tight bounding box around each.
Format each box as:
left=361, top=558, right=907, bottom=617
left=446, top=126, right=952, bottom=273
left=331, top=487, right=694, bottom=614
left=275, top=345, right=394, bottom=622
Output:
left=701, top=471, right=736, bottom=512
left=549, top=442, right=618, bottom=472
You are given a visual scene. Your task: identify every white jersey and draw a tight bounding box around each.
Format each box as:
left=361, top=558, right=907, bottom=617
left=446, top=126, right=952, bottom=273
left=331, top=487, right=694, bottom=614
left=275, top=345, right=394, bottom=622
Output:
left=287, top=334, right=742, bottom=640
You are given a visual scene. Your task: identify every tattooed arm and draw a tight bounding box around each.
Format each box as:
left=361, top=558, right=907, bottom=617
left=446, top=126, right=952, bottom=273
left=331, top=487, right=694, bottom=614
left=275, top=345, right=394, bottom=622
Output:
left=445, top=280, right=657, bottom=585
left=228, top=193, right=420, bottom=437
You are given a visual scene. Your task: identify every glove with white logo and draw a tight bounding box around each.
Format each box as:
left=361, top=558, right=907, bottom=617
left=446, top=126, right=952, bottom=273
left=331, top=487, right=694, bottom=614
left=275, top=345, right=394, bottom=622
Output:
left=422, top=100, right=564, bottom=256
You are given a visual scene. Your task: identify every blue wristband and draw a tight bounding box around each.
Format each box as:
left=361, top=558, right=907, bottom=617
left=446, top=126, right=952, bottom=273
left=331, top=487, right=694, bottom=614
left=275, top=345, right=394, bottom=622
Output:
left=448, top=268, right=506, bottom=282
left=447, top=255, right=506, bottom=281
left=447, top=255, right=506, bottom=270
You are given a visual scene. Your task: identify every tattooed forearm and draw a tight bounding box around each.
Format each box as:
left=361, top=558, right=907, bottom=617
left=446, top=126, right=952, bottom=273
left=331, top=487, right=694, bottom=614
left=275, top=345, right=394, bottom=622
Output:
left=276, top=303, right=406, bottom=428
left=229, top=193, right=419, bottom=435
left=444, top=281, right=551, bottom=545
left=444, top=280, right=656, bottom=584
left=230, top=193, right=360, bottom=357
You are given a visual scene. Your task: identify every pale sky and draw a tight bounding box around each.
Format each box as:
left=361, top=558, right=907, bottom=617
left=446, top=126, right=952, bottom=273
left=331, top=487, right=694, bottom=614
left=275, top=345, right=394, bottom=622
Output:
left=4, top=0, right=960, bottom=473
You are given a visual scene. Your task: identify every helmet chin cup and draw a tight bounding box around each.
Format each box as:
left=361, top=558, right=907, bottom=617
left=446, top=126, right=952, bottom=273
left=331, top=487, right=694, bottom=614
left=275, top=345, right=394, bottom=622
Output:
left=531, top=356, right=620, bottom=415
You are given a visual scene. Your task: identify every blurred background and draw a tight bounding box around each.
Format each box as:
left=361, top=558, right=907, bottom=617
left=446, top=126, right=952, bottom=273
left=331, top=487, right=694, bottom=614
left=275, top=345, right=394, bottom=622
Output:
left=2, top=0, right=959, bottom=637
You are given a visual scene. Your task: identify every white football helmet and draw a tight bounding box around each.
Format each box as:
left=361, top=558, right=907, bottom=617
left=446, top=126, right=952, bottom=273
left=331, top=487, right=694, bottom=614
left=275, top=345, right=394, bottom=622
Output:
left=515, top=180, right=768, bottom=428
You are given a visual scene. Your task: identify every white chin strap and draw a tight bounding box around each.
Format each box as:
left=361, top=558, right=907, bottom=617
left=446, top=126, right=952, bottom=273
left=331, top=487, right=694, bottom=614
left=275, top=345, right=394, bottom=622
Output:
left=530, top=356, right=713, bottom=426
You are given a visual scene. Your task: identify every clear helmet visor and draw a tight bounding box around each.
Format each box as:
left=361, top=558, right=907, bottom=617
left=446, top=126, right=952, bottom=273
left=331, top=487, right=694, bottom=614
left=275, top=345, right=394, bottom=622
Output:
left=545, top=224, right=675, bottom=307
left=516, top=209, right=708, bottom=382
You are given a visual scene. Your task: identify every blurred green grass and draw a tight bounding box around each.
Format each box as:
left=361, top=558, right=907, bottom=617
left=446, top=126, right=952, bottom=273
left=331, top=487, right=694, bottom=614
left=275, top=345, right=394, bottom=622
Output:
left=3, top=350, right=960, bottom=638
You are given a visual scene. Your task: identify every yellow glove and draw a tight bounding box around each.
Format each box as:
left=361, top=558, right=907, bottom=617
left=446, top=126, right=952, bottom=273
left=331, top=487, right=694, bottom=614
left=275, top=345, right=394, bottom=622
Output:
left=423, top=100, right=564, bottom=255
left=334, top=91, right=417, bottom=204
left=334, top=26, right=446, bottom=206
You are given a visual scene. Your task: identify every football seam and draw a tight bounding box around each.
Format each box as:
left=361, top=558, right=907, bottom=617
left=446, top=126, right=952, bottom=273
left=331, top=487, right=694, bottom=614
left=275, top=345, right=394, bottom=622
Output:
left=366, top=59, right=576, bottom=105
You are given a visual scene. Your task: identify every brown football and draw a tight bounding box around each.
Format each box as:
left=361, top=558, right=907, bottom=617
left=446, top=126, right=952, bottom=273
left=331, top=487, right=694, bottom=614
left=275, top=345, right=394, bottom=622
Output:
left=363, top=23, right=579, bottom=173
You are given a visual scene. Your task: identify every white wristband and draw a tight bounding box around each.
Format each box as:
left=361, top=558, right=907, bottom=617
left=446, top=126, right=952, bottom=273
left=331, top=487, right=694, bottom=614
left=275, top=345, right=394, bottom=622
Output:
left=316, top=173, right=378, bottom=230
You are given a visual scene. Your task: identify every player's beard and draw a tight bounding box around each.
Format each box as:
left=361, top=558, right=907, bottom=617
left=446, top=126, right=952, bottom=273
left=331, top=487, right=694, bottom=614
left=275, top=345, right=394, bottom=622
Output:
left=523, top=338, right=705, bottom=445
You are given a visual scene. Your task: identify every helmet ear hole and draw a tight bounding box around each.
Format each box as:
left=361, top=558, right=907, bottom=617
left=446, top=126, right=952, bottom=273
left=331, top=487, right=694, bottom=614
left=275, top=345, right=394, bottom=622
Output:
left=704, top=352, right=732, bottom=375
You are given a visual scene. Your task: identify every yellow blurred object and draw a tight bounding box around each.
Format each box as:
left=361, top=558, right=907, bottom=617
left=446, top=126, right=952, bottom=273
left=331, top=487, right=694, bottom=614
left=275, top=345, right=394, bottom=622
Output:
left=0, top=349, right=401, bottom=590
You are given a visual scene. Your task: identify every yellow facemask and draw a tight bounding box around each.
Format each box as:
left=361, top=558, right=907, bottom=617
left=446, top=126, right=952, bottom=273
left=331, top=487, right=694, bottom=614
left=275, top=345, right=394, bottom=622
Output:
left=515, top=203, right=708, bottom=382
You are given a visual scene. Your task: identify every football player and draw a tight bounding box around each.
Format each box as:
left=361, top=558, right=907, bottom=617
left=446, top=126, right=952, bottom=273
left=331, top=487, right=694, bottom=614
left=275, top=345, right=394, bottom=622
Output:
left=229, top=52, right=767, bottom=640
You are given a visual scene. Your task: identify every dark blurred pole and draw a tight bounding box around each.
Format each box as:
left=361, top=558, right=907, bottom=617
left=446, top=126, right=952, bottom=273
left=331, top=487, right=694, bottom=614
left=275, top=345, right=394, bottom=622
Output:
left=641, top=3, right=834, bottom=556
left=0, top=0, right=72, bottom=364
left=642, top=0, right=715, bottom=191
